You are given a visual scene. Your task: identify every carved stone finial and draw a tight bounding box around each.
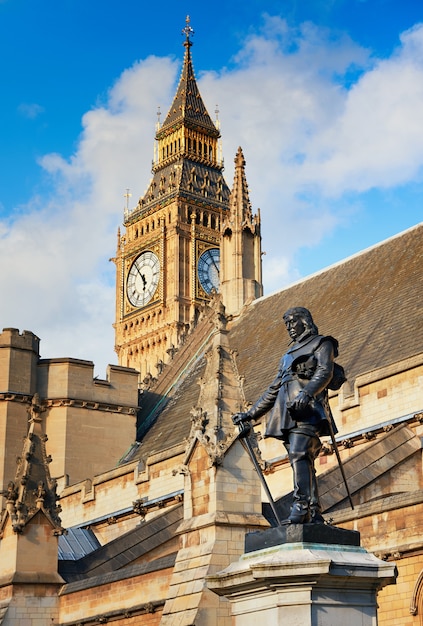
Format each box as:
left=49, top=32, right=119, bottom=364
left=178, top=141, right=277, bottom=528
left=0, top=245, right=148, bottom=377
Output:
left=0, top=395, right=65, bottom=535
left=208, top=292, right=227, bottom=330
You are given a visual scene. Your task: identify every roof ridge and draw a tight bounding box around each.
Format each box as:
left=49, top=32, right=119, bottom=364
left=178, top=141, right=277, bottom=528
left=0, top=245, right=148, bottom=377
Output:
left=254, top=221, right=423, bottom=305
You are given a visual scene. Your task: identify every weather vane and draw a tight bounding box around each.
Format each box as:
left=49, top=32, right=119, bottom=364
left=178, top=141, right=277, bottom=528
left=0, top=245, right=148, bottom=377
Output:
left=182, top=15, right=194, bottom=43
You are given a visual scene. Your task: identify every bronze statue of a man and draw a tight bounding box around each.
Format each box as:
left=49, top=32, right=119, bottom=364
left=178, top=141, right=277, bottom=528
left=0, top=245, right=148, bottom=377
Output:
left=233, top=307, right=344, bottom=524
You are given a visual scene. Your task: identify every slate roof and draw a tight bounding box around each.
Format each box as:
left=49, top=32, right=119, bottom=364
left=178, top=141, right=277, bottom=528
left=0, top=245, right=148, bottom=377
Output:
left=134, top=353, right=206, bottom=460
left=232, top=222, right=423, bottom=404
left=59, top=504, right=183, bottom=582
left=132, top=222, right=422, bottom=462
left=59, top=527, right=101, bottom=561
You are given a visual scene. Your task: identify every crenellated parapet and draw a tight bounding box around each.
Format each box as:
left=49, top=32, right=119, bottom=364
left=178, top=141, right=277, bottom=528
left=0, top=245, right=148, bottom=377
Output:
left=0, top=327, right=40, bottom=395
left=0, top=330, right=140, bottom=493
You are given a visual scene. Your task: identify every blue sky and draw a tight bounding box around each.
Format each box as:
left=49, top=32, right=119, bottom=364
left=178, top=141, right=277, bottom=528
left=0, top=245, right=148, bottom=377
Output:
left=0, top=0, right=422, bottom=374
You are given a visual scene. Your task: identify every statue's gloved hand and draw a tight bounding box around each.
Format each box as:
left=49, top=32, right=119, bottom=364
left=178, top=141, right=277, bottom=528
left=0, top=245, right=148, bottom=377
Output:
left=232, top=412, right=251, bottom=425
left=292, top=390, right=312, bottom=411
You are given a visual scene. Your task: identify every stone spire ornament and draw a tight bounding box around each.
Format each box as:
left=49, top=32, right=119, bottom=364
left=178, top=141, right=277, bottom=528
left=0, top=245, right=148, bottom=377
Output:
left=0, top=393, right=64, bottom=536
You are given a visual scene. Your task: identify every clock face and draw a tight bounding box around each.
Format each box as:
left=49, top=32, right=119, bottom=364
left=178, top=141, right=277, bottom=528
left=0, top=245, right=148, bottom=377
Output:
left=127, top=251, right=160, bottom=307
left=198, top=248, right=220, bottom=294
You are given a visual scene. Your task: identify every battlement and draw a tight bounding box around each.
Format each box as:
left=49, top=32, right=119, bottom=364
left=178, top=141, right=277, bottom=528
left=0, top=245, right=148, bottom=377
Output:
left=0, top=328, right=40, bottom=395
left=0, top=327, right=40, bottom=353
left=37, top=358, right=139, bottom=407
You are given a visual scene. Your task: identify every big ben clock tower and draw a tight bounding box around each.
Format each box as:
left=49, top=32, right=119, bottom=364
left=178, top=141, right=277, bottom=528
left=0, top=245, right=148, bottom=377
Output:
left=113, top=18, right=233, bottom=378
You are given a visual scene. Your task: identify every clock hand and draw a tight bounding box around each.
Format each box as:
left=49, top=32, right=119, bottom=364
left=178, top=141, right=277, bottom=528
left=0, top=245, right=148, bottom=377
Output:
left=211, top=257, right=220, bottom=274
left=141, top=273, right=147, bottom=290
left=133, top=264, right=145, bottom=281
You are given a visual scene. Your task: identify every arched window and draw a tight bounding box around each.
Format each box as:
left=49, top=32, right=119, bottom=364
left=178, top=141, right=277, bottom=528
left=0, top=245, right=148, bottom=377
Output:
left=410, top=569, right=423, bottom=622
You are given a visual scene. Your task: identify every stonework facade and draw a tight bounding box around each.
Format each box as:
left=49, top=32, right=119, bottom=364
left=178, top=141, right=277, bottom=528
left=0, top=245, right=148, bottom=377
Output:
left=0, top=21, right=422, bottom=626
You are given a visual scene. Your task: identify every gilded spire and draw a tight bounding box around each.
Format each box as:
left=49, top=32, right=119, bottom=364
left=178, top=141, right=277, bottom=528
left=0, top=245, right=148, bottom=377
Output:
left=129, top=18, right=230, bottom=220
left=159, top=17, right=219, bottom=136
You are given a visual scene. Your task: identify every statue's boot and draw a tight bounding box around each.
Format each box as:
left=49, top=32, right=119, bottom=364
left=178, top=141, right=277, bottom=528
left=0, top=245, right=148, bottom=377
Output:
left=287, top=431, right=322, bottom=524
left=287, top=498, right=309, bottom=523
left=309, top=465, right=325, bottom=524
left=288, top=456, right=311, bottom=523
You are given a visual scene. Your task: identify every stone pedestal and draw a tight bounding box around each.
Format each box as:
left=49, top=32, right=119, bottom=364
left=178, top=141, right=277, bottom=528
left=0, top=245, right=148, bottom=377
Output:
left=207, top=525, right=397, bottom=626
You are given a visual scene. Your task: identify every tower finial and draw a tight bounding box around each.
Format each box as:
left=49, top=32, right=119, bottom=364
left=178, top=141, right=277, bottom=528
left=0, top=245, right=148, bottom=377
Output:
left=215, top=104, right=220, bottom=130
left=182, top=15, right=194, bottom=46
left=124, top=188, right=132, bottom=211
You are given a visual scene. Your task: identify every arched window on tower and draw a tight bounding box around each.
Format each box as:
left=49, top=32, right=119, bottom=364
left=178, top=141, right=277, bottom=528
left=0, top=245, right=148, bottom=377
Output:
left=216, top=176, right=223, bottom=202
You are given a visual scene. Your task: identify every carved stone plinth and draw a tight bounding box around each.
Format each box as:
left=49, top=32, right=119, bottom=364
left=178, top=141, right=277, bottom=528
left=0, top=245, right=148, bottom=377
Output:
left=207, top=535, right=397, bottom=626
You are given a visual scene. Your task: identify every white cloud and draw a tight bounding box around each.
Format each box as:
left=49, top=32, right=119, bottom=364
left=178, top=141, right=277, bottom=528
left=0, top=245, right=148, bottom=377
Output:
left=0, top=56, right=179, bottom=374
left=302, top=23, right=423, bottom=194
left=200, top=19, right=423, bottom=282
left=1, top=19, right=423, bottom=373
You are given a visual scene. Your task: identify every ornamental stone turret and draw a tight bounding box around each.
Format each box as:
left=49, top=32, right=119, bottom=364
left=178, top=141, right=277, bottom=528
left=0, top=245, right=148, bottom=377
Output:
left=220, top=147, right=263, bottom=317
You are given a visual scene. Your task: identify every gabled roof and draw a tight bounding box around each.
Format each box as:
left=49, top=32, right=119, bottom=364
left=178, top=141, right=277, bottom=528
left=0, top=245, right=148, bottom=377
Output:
left=132, top=223, right=422, bottom=461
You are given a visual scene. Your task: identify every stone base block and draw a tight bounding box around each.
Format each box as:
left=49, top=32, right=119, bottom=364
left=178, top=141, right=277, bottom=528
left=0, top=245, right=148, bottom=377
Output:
left=245, top=522, right=360, bottom=553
